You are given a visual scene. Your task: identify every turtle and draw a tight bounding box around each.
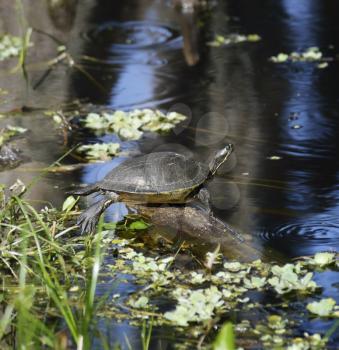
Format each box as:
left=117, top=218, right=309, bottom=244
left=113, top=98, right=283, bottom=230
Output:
left=72, top=144, right=233, bottom=234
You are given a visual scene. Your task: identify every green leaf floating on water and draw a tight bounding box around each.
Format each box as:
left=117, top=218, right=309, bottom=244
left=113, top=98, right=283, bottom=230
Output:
left=213, top=322, right=235, bottom=350
left=307, top=298, right=338, bottom=317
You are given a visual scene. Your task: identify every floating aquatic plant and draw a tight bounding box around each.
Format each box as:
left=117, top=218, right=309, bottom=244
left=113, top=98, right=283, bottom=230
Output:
left=131, top=253, right=174, bottom=274
left=223, top=261, right=247, bottom=272
left=268, top=263, right=318, bottom=294
left=128, top=296, right=149, bottom=309
left=243, top=276, right=267, bottom=289
left=0, top=33, right=32, bottom=61
left=207, top=33, right=261, bottom=47
left=83, top=109, right=187, bottom=140
left=190, top=272, right=207, bottom=284
left=307, top=298, right=339, bottom=318
left=164, top=286, right=224, bottom=326
left=267, top=155, right=282, bottom=160
left=317, top=62, right=328, bottom=69
left=286, top=333, right=328, bottom=350
left=254, top=315, right=289, bottom=347
left=77, top=142, right=121, bottom=161
left=302, top=252, right=337, bottom=268
left=255, top=315, right=329, bottom=350
left=270, top=47, right=325, bottom=63
left=116, top=248, right=176, bottom=288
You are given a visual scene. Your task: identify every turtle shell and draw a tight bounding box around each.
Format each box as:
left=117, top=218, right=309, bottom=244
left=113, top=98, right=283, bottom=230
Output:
left=98, top=152, right=209, bottom=194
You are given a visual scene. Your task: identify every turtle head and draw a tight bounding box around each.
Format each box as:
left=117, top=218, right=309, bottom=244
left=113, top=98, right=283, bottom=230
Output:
left=209, top=144, right=233, bottom=176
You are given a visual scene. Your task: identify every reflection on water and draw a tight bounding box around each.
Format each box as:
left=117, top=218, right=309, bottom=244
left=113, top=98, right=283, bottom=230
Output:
left=24, top=0, right=339, bottom=281
left=68, top=0, right=339, bottom=343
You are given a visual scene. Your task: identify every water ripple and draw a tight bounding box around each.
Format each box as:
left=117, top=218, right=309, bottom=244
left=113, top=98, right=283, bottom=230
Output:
left=261, top=214, right=339, bottom=251
left=82, top=21, right=181, bottom=51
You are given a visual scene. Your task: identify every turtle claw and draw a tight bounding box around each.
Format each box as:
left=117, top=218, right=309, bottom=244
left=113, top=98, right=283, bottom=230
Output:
left=77, top=211, right=99, bottom=234
left=76, top=197, right=116, bottom=234
left=77, top=200, right=104, bottom=234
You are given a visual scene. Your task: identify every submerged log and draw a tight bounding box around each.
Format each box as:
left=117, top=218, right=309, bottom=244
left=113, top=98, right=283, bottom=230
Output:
left=135, top=205, right=263, bottom=262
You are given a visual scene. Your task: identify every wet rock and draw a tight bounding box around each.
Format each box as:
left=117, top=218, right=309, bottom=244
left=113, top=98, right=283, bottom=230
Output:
left=0, top=144, right=22, bottom=170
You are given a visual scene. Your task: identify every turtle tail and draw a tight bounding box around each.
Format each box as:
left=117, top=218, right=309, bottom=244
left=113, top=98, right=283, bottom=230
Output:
left=69, top=184, right=98, bottom=196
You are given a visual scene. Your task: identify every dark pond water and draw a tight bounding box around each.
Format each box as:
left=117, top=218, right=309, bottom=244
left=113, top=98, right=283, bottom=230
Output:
left=0, top=0, right=338, bottom=348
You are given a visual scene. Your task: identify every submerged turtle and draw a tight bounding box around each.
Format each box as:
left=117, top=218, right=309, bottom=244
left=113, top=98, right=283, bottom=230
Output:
left=73, top=144, right=233, bottom=233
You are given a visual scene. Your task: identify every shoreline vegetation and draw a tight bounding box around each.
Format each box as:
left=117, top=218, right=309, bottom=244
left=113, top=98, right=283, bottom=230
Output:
left=0, top=183, right=338, bottom=349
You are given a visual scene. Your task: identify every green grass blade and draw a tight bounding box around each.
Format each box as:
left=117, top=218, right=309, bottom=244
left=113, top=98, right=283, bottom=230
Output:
left=213, top=322, right=235, bottom=350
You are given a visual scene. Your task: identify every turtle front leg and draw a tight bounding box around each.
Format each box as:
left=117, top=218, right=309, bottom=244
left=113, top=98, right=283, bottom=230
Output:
left=77, top=192, right=119, bottom=234
left=69, top=184, right=98, bottom=196
left=194, top=187, right=211, bottom=214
